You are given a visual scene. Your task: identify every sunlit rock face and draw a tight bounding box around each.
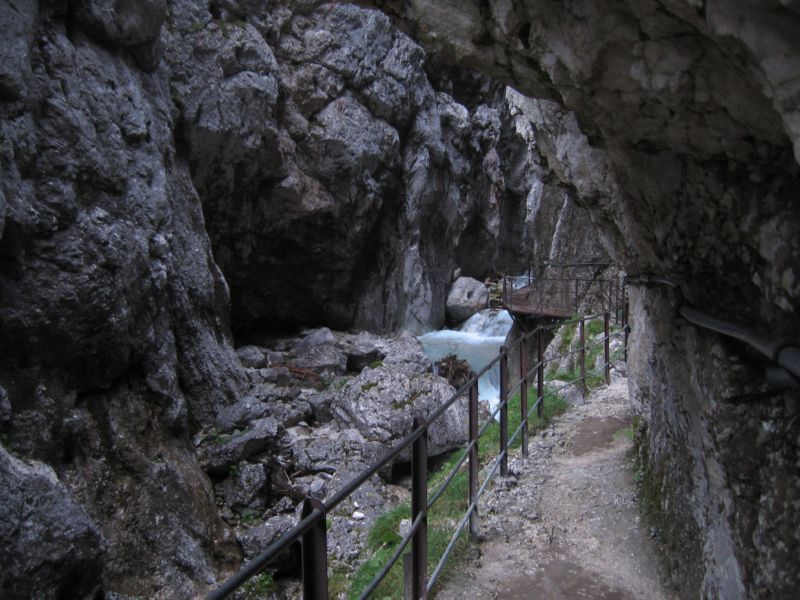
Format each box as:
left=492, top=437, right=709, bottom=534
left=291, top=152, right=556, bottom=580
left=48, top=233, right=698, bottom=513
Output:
left=368, top=0, right=800, bottom=596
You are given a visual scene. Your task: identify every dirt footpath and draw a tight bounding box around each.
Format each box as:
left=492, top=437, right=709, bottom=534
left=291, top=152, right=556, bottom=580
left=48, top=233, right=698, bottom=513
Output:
left=435, top=379, right=675, bottom=600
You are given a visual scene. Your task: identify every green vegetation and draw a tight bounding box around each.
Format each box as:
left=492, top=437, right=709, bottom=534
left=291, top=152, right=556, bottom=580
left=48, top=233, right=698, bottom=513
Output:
left=550, top=315, right=621, bottom=392
left=343, top=391, right=569, bottom=599
left=615, top=426, right=635, bottom=442
left=368, top=360, right=385, bottom=369
left=240, top=510, right=262, bottom=526
left=557, top=319, right=579, bottom=353
left=211, top=431, right=233, bottom=446
left=362, top=382, right=378, bottom=393
left=629, top=416, right=666, bottom=542
left=241, top=572, right=275, bottom=598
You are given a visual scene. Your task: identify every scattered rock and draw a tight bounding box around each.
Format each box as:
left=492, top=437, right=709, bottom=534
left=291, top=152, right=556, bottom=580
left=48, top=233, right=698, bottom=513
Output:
left=291, top=328, right=336, bottom=357
left=257, top=366, right=292, bottom=386
left=341, top=336, right=386, bottom=372
left=237, top=515, right=296, bottom=561
left=547, top=380, right=585, bottom=406
left=237, top=346, right=267, bottom=369
left=202, top=418, right=281, bottom=476
left=223, top=463, right=269, bottom=513
left=215, top=399, right=271, bottom=433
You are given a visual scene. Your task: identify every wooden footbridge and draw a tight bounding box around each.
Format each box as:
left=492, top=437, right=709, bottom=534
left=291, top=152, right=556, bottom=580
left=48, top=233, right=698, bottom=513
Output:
left=502, top=274, right=626, bottom=322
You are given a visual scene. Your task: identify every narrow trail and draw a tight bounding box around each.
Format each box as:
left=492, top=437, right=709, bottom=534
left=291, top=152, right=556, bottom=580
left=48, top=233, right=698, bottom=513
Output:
left=435, top=378, right=675, bottom=600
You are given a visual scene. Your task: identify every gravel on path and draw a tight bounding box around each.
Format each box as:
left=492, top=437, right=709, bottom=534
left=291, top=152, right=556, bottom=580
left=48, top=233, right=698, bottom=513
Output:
left=434, top=378, right=676, bottom=600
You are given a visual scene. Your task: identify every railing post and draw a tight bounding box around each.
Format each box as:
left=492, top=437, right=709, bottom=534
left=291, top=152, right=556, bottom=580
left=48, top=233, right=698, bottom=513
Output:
left=574, top=279, right=580, bottom=313
left=615, top=279, right=621, bottom=325
left=301, top=498, right=328, bottom=600
left=499, top=346, right=509, bottom=476
left=578, top=317, right=586, bottom=394
left=519, top=336, right=529, bottom=457
left=604, top=312, right=611, bottom=385
left=468, top=379, right=479, bottom=538
left=537, top=328, right=544, bottom=418
left=411, top=416, right=428, bottom=599
left=623, top=300, right=629, bottom=362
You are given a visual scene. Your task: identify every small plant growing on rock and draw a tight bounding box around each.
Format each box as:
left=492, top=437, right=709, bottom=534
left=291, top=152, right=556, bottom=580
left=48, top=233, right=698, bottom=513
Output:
left=241, top=572, right=274, bottom=598
left=240, top=510, right=262, bottom=526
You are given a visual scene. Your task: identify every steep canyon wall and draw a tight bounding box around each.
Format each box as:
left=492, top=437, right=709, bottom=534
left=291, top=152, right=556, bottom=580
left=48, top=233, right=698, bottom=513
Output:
left=368, top=0, right=800, bottom=597
left=0, top=1, right=601, bottom=596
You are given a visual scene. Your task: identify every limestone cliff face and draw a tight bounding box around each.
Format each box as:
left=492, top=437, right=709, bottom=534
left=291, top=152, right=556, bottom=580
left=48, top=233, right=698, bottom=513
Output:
left=368, top=0, right=800, bottom=596
left=0, top=1, right=597, bottom=596
left=170, top=1, right=589, bottom=335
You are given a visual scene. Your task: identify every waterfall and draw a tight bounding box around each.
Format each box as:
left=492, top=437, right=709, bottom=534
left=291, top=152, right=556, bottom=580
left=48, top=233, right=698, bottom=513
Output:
left=418, top=309, right=514, bottom=412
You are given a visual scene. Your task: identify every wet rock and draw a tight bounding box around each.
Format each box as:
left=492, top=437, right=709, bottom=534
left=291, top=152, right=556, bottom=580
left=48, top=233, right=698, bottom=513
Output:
left=446, top=276, right=489, bottom=323
left=223, top=463, right=269, bottom=513
left=237, top=515, right=296, bottom=561
left=237, top=345, right=266, bottom=369
left=0, top=446, right=105, bottom=598
left=203, top=418, right=281, bottom=476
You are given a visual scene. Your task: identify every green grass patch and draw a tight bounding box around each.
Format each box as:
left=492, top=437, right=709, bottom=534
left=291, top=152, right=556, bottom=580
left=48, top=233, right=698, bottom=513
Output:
left=241, top=572, right=275, bottom=598
left=557, top=319, right=578, bottom=353
left=346, top=390, right=568, bottom=599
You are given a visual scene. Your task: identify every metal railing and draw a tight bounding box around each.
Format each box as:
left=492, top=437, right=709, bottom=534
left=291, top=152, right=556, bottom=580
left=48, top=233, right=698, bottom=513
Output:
left=625, top=273, right=799, bottom=387
left=208, top=307, right=628, bottom=600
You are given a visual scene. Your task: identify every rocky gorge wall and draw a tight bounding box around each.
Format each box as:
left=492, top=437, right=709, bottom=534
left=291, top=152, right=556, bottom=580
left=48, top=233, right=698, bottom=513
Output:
left=0, top=1, right=603, bottom=597
left=367, top=0, right=800, bottom=597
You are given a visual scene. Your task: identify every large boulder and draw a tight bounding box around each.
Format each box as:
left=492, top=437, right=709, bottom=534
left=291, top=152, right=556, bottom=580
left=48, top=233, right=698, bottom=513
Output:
left=331, top=366, right=467, bottom=458
left=0, top=446, right=105, bottom=598
left=446, top=276, right=489, bottom=323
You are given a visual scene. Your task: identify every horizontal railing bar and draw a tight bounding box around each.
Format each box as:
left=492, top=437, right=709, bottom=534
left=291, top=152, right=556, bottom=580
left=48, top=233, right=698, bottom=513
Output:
left=547, top=376, right=585, bottom=395
left=526, top=396, right=543, bottom=420
left=426, top=501, right=474, bottom=591
left=358, top=512, right=425, bottom=599
left=508, top=418, right=526, bottom=447
left=324, top=426, right=425, bottom=512
left=476, top=450, right=505, bottom=501
left=427, top=441, right=473, bottom=511
left=478, top=398, right=508, bottom=438
left=206, top=507, right=325, bottom=599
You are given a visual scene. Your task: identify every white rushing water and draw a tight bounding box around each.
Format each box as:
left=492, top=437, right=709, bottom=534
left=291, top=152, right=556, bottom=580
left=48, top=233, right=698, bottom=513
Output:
left=418, top=309, right=514, bottom=412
